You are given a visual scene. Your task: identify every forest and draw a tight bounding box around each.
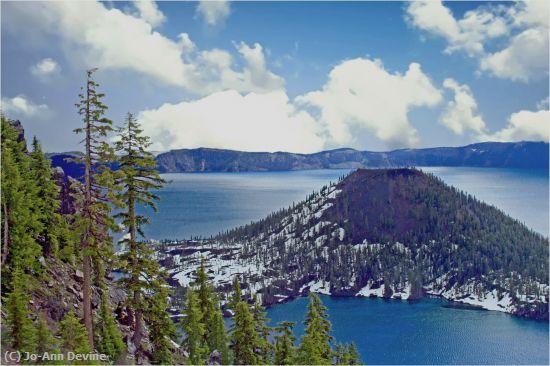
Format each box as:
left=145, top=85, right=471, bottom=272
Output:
left=1, top=69, right=359, bottom=365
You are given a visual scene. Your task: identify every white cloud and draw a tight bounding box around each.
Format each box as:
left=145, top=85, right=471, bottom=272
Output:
left=483, top=109, right=549, bottom=142
left=406, top=0, right=549, bottom=82
left=295, top=58, right=442, bottom=149
left=440, top=78, right=486, bottom=136
left=480, top=27, right=548, bottom=82
left=3, top=1, right=281, bottom=95
left=138, top=90, right=324, bottom=153
left=196, top=1, right=231, bottom=26
left=1, top=95, right=48, bottom=118
left=134, top=0, right=165, bottom=27
left=30, top=58, right=60, bottom=79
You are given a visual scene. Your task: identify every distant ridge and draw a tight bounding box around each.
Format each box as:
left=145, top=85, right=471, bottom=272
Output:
left=154, top=141, right=549, bottom=172
left=49, top=141, right=549, bottom=176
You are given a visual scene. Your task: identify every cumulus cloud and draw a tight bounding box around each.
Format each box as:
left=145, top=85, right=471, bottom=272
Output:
left=483, top=109, right=549, bottom=142
left=406, top=0, right=549, bottom=82
left=295, top=58, right=442, bottom=149
left=1, top=95, right=48, bottom=118
left=138, top=90, right=324, bottom=153
left=196, top=1, right=231, bottom=26
left=440, top=78, right=486, bottom=136
left=30, top=58, right=60, bottom=79
left=3, top=1, right=281, bottom=95
left=134, top=0, right=165, bottom=27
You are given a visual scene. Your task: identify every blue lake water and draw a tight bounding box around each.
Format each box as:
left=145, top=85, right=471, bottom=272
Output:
left=139, top=167, right=549, bottom=364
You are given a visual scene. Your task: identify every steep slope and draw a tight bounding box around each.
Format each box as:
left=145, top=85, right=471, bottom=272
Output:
left=160, top=168, right=549, bottom=320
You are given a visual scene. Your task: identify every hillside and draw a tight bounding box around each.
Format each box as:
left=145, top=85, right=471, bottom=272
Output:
left=153, top=142, right=548, bottom=172
left=159, top=168, right=549, bottom=320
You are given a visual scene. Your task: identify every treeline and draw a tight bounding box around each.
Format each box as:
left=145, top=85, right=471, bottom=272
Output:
left=182, top=260, right=361, bottom=365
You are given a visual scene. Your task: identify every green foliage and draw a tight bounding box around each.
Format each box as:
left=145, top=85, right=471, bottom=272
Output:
left=146, top=284, right=176, bottom=365
left=230, top=275, right=243, bottom=312
left=1, top=118, right=43, bottom=288
left=97, top=291, right=125, bottom=362
left=209, top=302, right=231, bottom=364
left=29, top=137, right=72, bottom=258
left=4, top=271, right=36, bottom=354
left=181, top=288, right=207, bottom=365
left=274, top=321, right=296, bottom=365
left=334, top=342, right=361, bottom=365
left=230, top=301, right=258, bottom=365
left=60, top=310, right=94, bottom=365
left=36, top=316, right=57, bottom=355
left=297, top=293, right=333, bottom=365
left=252, top=295, right=272, bottom=364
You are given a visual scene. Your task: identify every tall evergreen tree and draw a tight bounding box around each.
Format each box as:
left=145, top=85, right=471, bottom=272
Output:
left=1, top=118, right=42, bottom=287
left=230, top=301, right=258, bottom=365
left=29, top=136, right=71, bottom=257
left=181, top=288, right=207, bottom=365
left=209, top=301, right=231, bottom=364
left=4, top=269, right=36, bottom=354
left=230, top=275, right=242, bottom=312
left=252, top=295, right=272, bottom=364
left=274, top=321, right=296, bottom=365
left=296, top=293, right=333, bottom=365
left=114, top=112, right=167, bottom=351
left=73, top=68, right=120, bottom=347
left=60, top=310, right=92, bottom=360
left=36, top=315, right=57, bottom=355
left=146, top=283, right=176, bottom=365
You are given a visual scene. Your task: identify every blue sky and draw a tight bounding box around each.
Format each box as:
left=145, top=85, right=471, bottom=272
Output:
left=1, top=1, right=548, bottom=153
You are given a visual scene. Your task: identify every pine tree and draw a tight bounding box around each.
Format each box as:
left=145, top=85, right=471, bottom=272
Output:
left=1, top=118, right=42, bottom=288
left=230, top=301, right=258, bottom=365
left=296, top=293, right=333, bottom=365
left=114, top=112, right=166, bottom=351
left=146, top=282, right=176, bottom=365
left=181, top=288, right=207, bottom=365
left=29, top=136, right=71, bottom=258
left=4, top=270, right=36, bottom=353
left=36, top=315, right=57, bottom=355
left=230, top=275, right=242, bottom=313
left=209, top=301, right=231, bottom=364
left=252, top=295, right=272, bottom=364
left=274, top=321, right=296, bottom=365
left=97, top=290, right=125, bottom=362
left=73, top=68, right=120, bottom=348
left=60, top=310, right=93, bottom=365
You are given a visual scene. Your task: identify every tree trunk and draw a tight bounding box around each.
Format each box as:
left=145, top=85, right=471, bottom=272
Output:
left=82, top=72, right=94, bottom=349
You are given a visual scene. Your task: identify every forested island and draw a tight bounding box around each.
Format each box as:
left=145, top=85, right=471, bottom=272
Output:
left=162, top=168, right=549, bottom=320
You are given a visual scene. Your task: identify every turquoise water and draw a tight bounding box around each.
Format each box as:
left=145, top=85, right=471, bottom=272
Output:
left=139, top=168, right=549, bottom=364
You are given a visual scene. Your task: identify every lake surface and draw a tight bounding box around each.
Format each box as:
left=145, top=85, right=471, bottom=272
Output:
left=140, top=167, right=549, bottom=364
left=139, top=167, right=548, bottom=239
left=267, top=296, right=549, bottom=365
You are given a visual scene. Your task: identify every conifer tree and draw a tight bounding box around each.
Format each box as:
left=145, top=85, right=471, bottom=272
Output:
left=181, top=288, right=207, bottom=365
left=1, top=118, right=42, bottom=287
left=36, top=315, right=57, bottom=355
left=209, top=301, right=231, bottom=364
left=29, top=137, right=71, bottom=257
left=230, top=275, right=242, bottom=312
left=146, top=283, right=176, bottom=365
left=60, top=310, right=93, bottom=364
left=4, top=270, right=36, bottom=353
left=252, top=295, right=272, bottom=364
left=73, top=68, right=120, bottom=348
left=274, top=321, right=296, bottom=365
left=296, top=293, right=333, bottom=365
left=230, top=301, right=258, bottom=365
left=97, top=290, right=125, bottom=362
left=114, top=112, right=167, bottom=350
